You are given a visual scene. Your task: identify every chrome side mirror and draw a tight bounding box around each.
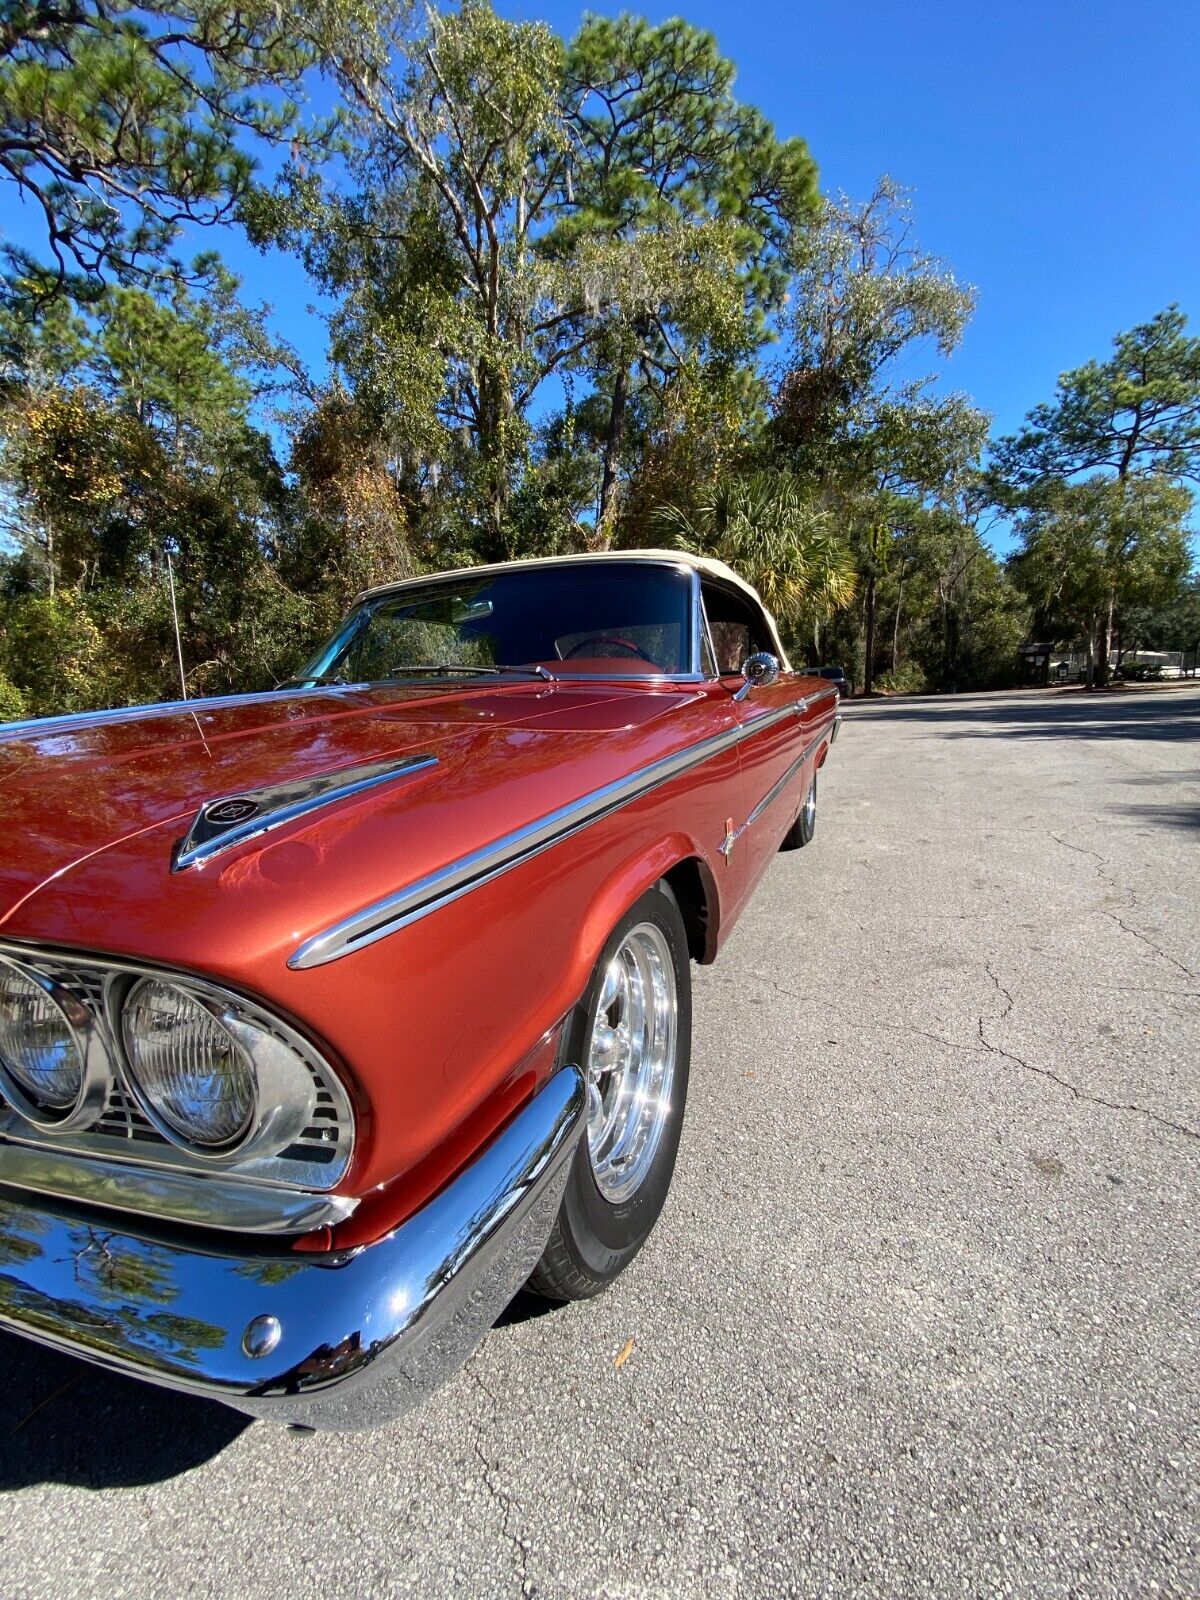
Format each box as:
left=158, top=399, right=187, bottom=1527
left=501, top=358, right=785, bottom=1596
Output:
left=735, top=652, right=780, bottom=700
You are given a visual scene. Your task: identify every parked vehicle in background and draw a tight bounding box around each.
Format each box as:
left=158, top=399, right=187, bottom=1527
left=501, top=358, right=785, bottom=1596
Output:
left=805, top=664, right=850, bottom=698
left=1118, top=652, right=1186, bottom=681
left=0, top=552, right=841, bottom=1430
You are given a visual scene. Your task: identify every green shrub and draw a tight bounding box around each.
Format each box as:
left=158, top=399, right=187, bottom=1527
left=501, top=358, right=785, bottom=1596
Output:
left=0, top=591, right=110, bottom=717
left=0, top=670, right=26, bottom=723
left=877, top=661, right=927, bottom=694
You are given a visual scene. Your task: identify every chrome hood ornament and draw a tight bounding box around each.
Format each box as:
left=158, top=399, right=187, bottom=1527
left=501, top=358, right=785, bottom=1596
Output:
left=174, top=754, right=438, bottom=872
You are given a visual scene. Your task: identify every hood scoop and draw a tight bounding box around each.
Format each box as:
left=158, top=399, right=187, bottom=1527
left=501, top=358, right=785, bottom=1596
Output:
left=173, top=753, right=439, bottom=872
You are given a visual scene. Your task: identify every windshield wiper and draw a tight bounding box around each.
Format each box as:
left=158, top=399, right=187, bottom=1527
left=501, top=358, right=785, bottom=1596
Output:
left=279, top=672, right=349, bottom=688
left=386, top=663, right=555, bottom=681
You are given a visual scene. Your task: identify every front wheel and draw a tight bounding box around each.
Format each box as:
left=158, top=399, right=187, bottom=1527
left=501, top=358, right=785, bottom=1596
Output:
left=527, top=883, right=691, bottom=1302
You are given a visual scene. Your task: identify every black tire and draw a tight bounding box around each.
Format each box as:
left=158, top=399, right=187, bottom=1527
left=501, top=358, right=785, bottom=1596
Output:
left=780, top=768, right=817, bottom=851
left=527, top=882, right=691, bottom=1302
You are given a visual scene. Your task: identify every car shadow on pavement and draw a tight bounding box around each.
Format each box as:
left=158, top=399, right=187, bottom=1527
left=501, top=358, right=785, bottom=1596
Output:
left=492, top=1287, right=560, bottom=1328
left=0, top=1331, right=248, bottom=1489
left=849, top=688, right=1200, bottom=743
left=0, top=1291, right=557, bottom=1487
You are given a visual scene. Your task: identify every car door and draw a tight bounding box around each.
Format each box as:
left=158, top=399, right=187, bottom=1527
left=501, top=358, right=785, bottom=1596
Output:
left=700, top=578, right=815, bottom=890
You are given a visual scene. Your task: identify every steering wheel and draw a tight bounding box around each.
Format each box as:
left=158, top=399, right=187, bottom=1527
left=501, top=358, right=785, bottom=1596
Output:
left=562, top=635, right=659, bottom=665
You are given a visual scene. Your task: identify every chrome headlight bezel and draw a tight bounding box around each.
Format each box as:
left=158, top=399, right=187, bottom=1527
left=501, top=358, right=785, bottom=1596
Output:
left=0, top=954, right=112, bottom=1132
left=114, top=974, right=321, bottom=1166
left=0, top=944, right=356, bottom=1199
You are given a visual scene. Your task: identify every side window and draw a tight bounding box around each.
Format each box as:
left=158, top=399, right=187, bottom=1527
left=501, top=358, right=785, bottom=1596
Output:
left=701, top=582, right=772, bottom=675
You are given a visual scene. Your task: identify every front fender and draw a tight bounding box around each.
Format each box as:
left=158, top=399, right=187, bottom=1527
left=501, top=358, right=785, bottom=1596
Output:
left=323, top=830, right=722, bottom=1251
left=572, top=831, right=724, bottom=991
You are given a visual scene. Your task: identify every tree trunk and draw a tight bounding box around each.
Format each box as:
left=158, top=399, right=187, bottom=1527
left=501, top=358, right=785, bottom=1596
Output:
left=863, top=573, right=877, bottom=696
left=892, top=575, right=904, bottom=674
left=1095, top=590, right=1115, bottom=688
left=595, top=363, right=628, bottom=548
left=477, top=361, right=510, bottom=561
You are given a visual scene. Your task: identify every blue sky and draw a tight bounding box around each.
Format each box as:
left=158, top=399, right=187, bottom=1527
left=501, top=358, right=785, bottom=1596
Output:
left=4, top=1, right=1198, bottom=553
left=512, top=0, right=1200, bottom=462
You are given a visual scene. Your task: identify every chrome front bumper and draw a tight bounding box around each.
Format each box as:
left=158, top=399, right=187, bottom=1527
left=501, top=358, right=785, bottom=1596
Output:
left=0, top=1066, right=584, bottom=1431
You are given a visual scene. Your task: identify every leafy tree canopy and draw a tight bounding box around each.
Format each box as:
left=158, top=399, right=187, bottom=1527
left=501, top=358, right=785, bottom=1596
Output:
left=0, top=0, right=336, bottom=298
left=769, top=178, right=985, bottom=692
left=992, top=305, right=1200, bottom=494
left=773, top=177, right=977, bottom=482
left=653, top=468, right=855, bottom=634
left=1009, top=474, right=1192, bottom=650
left=0, top=4, right=1193, bottom=721
left=252, top=1, right=819, bottom=556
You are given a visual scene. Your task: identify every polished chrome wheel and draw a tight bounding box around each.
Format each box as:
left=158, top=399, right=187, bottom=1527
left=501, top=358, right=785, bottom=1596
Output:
left=528, top=885, right=691, bottom=1301
left=584, top=921, right=678, bottom=1204
left=803, top=778, right=817, bottom=832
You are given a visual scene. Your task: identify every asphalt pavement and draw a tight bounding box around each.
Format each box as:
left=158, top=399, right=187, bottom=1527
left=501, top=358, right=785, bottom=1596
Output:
left=1, top=684, right=1197, bottom=1599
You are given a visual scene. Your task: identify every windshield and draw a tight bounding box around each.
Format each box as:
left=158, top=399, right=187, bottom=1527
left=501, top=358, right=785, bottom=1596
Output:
left=298, top=563, right=695, bottom=684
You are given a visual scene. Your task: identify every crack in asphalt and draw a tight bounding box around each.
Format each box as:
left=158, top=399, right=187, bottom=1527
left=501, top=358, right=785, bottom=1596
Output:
left=1047, top=831, right=1111, bottom=874
left=713, top=969, right=1199, bottom=1148
left=984, top=961, right=1015, bottom=1018
left=974, top=1013, right=1200, bottom=1145
left=1048, top=829, right=1196, bottom=982
left=1102, top=907, right=1196, bottom=982
left=467, top=1364, right=535, bottom=1597
left=978, top=960, right=1197, bottom=1140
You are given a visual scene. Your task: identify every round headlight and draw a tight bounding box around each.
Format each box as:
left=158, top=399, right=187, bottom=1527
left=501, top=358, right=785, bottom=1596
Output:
left=122, top=979, right=256, bottom=1150
left=0, top=963, right=85, bottom=1115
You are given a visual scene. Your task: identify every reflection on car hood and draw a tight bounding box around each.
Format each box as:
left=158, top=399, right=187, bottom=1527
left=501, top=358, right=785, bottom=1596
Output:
left=0, top=681, right=698, bottom=937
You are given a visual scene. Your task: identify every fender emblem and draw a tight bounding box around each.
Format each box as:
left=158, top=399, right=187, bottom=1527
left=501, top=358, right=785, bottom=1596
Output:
left=719, top=818, right=738, bottom=862
left=204, top=796, right=261, bottom=827
left=174, top=753, right=439, bottom=872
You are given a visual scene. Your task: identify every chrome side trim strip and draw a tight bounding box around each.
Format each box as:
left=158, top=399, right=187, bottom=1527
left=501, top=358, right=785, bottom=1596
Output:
left=746, top=729, right=831, bottom=828
left=173, top=754, right=439, bottom=872
left=290, top=702, right=810, bottom=970
left=0, top=1140, right=358, bottom=1235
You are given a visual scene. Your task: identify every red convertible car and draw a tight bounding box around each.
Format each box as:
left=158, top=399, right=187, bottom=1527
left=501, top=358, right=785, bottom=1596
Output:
left=0, top=552, right=840, bottom=1429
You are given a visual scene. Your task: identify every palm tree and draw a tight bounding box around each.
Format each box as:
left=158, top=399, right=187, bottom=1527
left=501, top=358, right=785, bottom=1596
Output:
left=652, top=471, right=856, bottom=642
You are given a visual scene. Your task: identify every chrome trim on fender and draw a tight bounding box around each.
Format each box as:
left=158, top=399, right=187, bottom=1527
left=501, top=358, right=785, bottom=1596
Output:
left=717, top=720, right=834, bottom=862
left=0, top=1140, right=357, bottom=1234
left=173, top=753, right=439, bottom=872
left=746, top=728, right=832, bottom=829
left=0, top=1065, right=586, bottom=1431
left=289, top=704, right=808, bottom=970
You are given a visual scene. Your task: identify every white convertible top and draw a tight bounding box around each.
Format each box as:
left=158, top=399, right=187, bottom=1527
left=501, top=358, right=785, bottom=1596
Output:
left=354, top=550, right=791, bottom=669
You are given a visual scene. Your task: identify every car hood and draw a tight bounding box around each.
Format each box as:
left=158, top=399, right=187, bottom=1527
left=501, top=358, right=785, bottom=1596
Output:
left=0, top=681, right=704, bottom=955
